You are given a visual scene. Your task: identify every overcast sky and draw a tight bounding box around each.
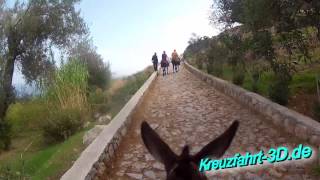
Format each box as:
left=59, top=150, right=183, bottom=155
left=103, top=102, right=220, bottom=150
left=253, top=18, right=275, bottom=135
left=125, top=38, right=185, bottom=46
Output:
left=12, top=0, right=220, bottom=86
left=79, top=0, right=220, bottom=77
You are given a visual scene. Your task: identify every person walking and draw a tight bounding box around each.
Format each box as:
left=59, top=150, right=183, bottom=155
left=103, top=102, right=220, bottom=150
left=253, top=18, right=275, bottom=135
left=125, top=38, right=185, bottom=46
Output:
left=152, top=52, right=158, bottom=74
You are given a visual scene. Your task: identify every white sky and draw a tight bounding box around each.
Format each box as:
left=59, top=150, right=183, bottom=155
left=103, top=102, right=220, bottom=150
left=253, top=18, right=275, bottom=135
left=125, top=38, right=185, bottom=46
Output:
left=12, top=0, right=220, bottom=87
left=80, top=0, right=220, bottom=77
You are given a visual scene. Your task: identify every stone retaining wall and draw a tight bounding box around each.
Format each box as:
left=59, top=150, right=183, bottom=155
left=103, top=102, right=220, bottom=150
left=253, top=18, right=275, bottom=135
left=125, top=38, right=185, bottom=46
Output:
left=184, top=62, right=320, bottom=147
left=61, top=72, right=157, bottom=180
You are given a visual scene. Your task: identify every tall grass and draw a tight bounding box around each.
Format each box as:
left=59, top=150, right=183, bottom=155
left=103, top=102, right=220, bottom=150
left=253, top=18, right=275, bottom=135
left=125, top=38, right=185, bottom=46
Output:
left=41, top=59, right=90, bottom=142
left=44, top=59, right=89, bottom=111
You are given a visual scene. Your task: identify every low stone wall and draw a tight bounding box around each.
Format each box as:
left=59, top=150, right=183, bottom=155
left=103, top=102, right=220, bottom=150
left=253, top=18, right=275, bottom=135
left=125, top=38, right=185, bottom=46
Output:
left=184, top=62, right=320, bottom=147
left=61, top=72, right=157, bottom=180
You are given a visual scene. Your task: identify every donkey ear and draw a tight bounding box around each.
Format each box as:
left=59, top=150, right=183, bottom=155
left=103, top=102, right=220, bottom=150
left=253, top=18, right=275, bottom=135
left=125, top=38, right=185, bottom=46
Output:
left=193, top=121, right=239, bottom=162
left=141, top=121, right=177, bottom=171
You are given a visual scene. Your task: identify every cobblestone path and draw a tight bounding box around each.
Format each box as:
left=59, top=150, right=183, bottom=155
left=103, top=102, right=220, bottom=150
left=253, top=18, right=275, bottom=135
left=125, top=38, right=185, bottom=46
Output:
left=101, top=65, right=318, bottom=180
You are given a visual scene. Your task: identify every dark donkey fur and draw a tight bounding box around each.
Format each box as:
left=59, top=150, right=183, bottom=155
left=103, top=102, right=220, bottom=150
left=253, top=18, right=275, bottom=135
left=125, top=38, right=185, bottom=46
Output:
left=141, top=120, right=239, bottom=180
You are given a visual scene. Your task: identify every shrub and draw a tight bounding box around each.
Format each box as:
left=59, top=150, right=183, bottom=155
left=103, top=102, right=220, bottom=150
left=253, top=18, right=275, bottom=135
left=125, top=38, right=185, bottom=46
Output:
left=96, top=104, right=110, bottom=114
left=206, top=63, right=214, bottom=74
left=268, top=79, right=290, bottom=105
left=88, top=88, right=107, bottom=104
left=312, top=165, right=320, bottom=176
left=212, top=64, right=223, bottom=77
left=42, top=108, right=84, bottom=143
left=88, top=88, right=109, bottom=114
left=5, top=100, right=48, bottom=134
left=232, top=69, right=245, bottom=85
left=0, top=120, right=11, bottom=150
left=251, top=72, right=260, bottom=93
left=196, top=58, right=203, bottom=69
left=313, top=100, right=320, bottom=122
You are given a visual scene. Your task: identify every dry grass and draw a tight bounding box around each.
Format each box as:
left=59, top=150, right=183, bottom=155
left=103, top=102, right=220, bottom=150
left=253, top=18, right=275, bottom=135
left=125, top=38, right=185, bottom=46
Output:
left=108, top=79, right=127, bottom=95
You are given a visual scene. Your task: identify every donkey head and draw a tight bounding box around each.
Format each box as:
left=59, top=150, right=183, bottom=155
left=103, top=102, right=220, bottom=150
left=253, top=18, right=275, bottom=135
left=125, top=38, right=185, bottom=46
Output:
left=141, top=121, right=239, bottom=180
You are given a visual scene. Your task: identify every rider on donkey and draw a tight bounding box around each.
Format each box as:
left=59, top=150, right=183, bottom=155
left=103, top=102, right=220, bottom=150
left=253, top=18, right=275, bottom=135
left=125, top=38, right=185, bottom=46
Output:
left=171, top=49, right=180, bottom=73
left=161, top=51, right=169, bottom=76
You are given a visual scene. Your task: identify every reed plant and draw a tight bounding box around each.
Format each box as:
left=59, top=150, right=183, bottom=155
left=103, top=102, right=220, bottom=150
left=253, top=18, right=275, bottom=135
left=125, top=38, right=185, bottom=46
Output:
left=45, top=59, right=89, bottom=111
left=42, top=59, right=90, bottom=142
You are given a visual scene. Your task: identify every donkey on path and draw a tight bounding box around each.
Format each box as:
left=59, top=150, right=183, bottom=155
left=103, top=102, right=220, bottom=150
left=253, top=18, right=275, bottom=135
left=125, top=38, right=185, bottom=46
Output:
left=141, top=121, right=239, bottom=180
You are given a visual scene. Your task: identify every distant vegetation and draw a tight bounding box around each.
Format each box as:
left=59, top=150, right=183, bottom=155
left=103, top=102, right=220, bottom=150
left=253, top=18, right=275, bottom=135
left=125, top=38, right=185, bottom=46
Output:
left=184, top=0, right=320, bottom=122
left=107, top=67, right=153, bottom=117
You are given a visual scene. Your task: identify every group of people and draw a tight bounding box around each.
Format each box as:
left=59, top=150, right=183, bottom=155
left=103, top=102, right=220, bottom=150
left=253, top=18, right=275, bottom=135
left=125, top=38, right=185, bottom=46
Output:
left=151, top=50, right=181, bottom=76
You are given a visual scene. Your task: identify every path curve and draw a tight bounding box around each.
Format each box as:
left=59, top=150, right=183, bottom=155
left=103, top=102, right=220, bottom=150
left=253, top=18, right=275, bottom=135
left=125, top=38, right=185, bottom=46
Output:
left=101, top=65, right=318, bottom=180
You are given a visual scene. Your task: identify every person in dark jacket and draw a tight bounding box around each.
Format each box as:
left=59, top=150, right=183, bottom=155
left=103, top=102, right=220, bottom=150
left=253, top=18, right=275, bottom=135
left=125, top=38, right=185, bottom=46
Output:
left=161, top=51, right=169, bottom=76
left=152, top=52, right=158, bottom=72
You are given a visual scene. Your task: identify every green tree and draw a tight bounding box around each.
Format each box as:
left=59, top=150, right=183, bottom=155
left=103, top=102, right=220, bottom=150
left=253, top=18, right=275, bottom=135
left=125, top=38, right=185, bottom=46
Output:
left=206, top=37, right=227, bottom=77
left=220, top=32, right=247, bottom=84
left=184, top=34, right=211, bottom=67
left=211, top=0, right=317, bottom=104
left=69, top=38, right=112, bottom=90
left=0, top=0, right=87, bottom=150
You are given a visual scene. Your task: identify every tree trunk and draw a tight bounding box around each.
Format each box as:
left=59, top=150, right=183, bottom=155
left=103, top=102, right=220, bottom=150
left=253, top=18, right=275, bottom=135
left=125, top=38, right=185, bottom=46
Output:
left=0, top=56, right=15, bottom=119
left=0, top=28, right=17, bottom=136
left=0, top=53, right=15, bottom=150
left=0, top=29, right=17, bottom=120
left=0, top=29, right=17, bottom=150
left=317, top=24, right=320, bottom=41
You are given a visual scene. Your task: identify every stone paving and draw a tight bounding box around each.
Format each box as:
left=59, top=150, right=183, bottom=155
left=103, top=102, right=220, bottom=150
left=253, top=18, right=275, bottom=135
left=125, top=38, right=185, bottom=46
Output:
left=101, top=65, right=319, bottom=180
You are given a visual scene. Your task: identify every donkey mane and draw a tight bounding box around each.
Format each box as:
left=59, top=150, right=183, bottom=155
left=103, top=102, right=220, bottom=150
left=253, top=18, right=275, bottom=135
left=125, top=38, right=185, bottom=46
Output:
left=141, top=121, right=239, bottom=180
